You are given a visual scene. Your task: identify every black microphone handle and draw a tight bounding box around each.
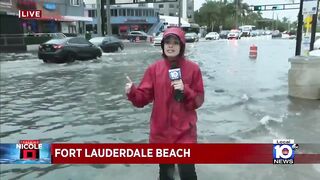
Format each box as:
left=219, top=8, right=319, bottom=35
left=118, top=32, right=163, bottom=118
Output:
left=174, top=89, right=184, bottom=102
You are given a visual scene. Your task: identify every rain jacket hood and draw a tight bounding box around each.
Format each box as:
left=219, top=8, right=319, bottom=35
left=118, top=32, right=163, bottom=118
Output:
left=161, top=27, right=186, bottom=57
left=162, top=27, right=186, bottom=45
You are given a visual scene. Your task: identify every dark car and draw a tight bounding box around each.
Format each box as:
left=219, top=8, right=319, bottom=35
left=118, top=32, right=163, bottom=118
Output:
left=185, top=32, right=199, bottom=42
left=40, top=33, right=67, bottom=39
left=127, top=31, right=149, bottom=42
left=38, top=37, right=102, bottom=63
left=89, top=36, right=124, bottom=52
left=219, top=30, right=229, bottom=39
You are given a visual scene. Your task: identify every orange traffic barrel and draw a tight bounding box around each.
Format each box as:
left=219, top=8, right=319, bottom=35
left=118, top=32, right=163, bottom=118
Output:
left=249, top=44, right=257, bottom=59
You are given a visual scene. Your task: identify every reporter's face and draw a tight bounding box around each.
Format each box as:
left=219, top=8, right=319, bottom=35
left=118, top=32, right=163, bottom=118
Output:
left=164, top=36, right=181, bottom=59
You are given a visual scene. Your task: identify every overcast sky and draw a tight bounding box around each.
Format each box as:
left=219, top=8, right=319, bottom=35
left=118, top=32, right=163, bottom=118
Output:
left=194, top=0, right=301, bottom=22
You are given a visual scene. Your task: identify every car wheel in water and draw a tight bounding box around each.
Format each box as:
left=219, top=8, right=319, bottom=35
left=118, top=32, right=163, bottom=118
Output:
left=43, top=59, right=49, bottom=63
left=67, top=53, right=76, bottom=63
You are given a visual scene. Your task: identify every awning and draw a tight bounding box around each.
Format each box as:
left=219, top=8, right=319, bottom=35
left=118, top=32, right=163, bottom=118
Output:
left=19, top=15, right=92, bottom=22
left=20, top=15, right=65, bottom=21
left=62, top=16, right=93, bottom=22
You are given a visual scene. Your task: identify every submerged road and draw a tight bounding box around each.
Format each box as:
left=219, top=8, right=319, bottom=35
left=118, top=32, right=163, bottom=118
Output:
left=1, top=38, right=320, bottom=179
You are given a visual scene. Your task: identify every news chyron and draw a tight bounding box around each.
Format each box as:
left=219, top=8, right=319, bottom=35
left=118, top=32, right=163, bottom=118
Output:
left=0, top=140, right=51, bottom=164
left=273, top=139, right=299, bottom=164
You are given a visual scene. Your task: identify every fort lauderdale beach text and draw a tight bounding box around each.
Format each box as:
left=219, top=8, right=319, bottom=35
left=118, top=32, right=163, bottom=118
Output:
left=54, top=148, right=191, bottom=158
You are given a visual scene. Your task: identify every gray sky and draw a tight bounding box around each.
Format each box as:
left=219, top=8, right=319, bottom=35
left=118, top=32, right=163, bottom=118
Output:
left=194, top=0, right=300, bottom=22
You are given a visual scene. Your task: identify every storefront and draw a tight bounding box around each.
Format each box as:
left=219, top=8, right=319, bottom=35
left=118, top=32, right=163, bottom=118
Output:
left=85, top=6, right=159, bottom=36
left=15, top=0, right=91, bottom=35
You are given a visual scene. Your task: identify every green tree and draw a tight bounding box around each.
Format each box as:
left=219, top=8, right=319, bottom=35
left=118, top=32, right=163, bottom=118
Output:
left=194, top=0, right=297, bottom=32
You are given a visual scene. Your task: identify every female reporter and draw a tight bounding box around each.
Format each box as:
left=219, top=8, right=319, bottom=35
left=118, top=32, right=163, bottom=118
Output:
left=125, top=27, right=204, bottom=180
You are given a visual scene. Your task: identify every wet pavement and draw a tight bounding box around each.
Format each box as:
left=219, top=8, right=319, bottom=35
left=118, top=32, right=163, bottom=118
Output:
left=1, top=38, right=320, bottom=180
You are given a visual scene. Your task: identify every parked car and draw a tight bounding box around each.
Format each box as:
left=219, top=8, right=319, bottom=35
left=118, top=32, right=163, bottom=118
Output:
left=281, top=31, right=296, bottom=39
left=205, top=32, right=220, bottom=40
left=185, top=32, right=199, bottom=42
left=89, top=36, right=124, bottom=52
left=250, top=30, right=259, bottom=37
left=240, top=31, right=251, bottom=37
left=219, top=30, right=229, bottom=39
left=153, top=32, right=163, bottom=46
left=38, top=37, right=101, bottom=63
left=227, top=29, right=241, bottom=39
left=127, top=31, right=149, bottom=41
left=29, top=33, right=66, bottom=39
left=48, top=33, right=67, bottom=39
left=314, top=38, right=320, bottom=49
left=271, top=30, right=282, bottom=38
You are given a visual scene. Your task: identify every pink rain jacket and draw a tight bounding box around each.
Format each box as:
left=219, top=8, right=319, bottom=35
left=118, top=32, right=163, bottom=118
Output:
left=127, top=28, right=204, bottom=143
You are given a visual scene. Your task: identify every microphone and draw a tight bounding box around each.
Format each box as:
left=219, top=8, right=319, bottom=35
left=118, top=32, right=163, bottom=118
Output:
left=168, top=65, right=184, bottom=102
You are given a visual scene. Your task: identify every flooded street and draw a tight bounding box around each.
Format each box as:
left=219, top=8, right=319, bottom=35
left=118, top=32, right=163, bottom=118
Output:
left=1, top=38, right=320, bottom=180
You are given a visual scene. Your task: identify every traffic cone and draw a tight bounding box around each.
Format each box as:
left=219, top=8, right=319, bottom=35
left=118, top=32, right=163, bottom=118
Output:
left=249, top=44, right=257, bottom=59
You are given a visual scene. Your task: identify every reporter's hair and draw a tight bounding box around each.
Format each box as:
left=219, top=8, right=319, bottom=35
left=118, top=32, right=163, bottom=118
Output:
left=161, top=34, right=185, bottom=58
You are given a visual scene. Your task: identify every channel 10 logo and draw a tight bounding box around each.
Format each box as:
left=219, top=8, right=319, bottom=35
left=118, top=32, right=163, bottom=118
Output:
left=168, top=68, right=181, bottom=81
left=273, top=139, right=299, bottom=164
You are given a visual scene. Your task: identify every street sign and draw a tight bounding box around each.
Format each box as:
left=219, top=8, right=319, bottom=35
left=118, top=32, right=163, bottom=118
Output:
left=251, top=3, right=299, bottom=11
left=253, top=6, right=263, bottom=11
left=304, top=15, right=312, bottom=31
left=302, top=0, right=318, bottom=15
left=305, top=15, right=313, bottom=24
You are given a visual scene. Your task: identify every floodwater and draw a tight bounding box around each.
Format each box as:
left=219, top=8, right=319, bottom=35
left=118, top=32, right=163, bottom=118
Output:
left=1, top=38, right=320, bottom=180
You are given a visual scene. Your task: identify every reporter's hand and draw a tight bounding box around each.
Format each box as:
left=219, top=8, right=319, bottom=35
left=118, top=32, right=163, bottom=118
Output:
left=125, top=76, right=133, bottom=94
left=171, top=79, right=184, bottom=91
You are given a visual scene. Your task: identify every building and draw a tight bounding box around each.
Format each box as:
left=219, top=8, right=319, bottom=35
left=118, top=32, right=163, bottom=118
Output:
left=156, top=0, right=194, bottom=23
left=84, top=2, right=160, bottom=37
left=83, top=0, right=197, bottom=36
left=0, top=0, right=92, bottom=35
left=160, top=15, right=190, bottom=28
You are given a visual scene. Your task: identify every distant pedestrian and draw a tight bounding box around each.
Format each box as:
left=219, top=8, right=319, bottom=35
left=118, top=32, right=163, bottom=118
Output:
left=125, top=27, right=204, bottom=180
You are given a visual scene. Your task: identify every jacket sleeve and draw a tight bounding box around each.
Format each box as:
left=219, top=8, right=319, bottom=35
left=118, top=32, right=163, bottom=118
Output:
left=127, top=66, right=154, bottom=108
left=183, top=67, right=204, bottom=110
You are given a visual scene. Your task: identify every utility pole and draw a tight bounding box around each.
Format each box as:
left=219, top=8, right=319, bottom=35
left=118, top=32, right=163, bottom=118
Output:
left=101, top=0, right=106, bottom=36
left=96, top=0, right=102, bottom=36
left=106, top=0, right=112, bottom=35
left=178, top=0, right=181, bottom=27
left=235, top=0, right=238, bottom=28
left=276, top=13, right=279, bottom=30
left=310, top=1, right=319, bottom=51
left=272, top=10, right=274, bottom=30
left=295, top=0, right=303, bottom=56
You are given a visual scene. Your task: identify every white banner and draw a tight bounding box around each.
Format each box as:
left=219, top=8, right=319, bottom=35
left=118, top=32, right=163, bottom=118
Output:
left=303, top=0, right=318, bottom=15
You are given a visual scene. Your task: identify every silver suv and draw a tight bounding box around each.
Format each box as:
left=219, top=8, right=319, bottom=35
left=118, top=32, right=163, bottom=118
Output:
left=127, top=31, right=149, bottom=41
